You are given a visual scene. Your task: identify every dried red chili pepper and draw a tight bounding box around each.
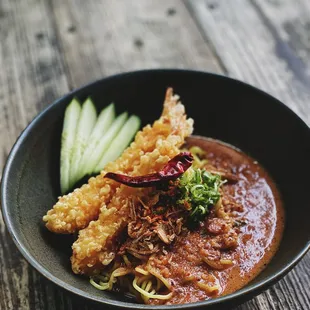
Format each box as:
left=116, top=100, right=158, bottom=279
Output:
left=104, top=152, right=193, bottom=188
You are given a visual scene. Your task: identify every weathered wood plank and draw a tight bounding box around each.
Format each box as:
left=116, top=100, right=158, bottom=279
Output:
left=49, top=0, right=222, bottom=88
left=252, top=0, right=310, bottom=98
left=186, top=0, right=310, bottom=125
left=0, top=0, right=69, bottom=175
left=0, top=0, right=70, bottom=309
left=186, top=1, right=310, bottom=309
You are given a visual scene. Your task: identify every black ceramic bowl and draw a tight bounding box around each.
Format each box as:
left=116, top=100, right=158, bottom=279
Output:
left=1, top=70, right=310, bottom=310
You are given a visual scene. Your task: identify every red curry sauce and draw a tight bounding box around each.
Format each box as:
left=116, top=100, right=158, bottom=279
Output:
left=148, top=136, right=284, bottom=305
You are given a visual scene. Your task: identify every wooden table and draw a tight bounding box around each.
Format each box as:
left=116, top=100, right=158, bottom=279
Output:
left=1, top=1, right=309, bottom=309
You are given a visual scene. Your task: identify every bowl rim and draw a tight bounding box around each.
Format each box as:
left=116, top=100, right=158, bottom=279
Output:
left=1, top=69, right=310, bottom=309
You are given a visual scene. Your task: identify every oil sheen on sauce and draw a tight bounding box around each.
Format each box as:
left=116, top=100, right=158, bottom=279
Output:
left=150, top=136, right=284, bottom=305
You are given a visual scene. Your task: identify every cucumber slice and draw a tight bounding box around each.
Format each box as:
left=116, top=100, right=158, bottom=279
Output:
left=95, top=115, right=141, bottom=172
left=77, top=103, right=115, bottom=180
left=60, top=98, right=81, bottom=194
left=69, top=98, right=97, bottom=187
left=83, top=112, right=128, bottom=175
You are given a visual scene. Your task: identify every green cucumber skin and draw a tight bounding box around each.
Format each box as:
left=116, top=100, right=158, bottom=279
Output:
left=83, top=112, right=128, bottom=175
left=60, top=98, right=81, bottom=194
left=69, top=98, right=97, bottom=188
left=95, top=115, right=141, bottom=172
left=77, top=103, right=115, bottom=180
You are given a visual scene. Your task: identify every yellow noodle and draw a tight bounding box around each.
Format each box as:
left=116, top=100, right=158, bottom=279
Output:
left=90, top=278, right=109, bottom=290
left=156, top=277, right=162, bottom=291
left=135, top=266, right=150, bottom=276
left=141, top=280, right=153, bottom=303
left=197, top=282, right=220, bottom=294
left=132, top=276, right=172, bottom=300
left=220, top=259, right=233, bottom=266
left=108, top=267, right=130, bottom=290
left=146, top=266, right=171, bottom=289
left=122, top=255, right=131, bottom=267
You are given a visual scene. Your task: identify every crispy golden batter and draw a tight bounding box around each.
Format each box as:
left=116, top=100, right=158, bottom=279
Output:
left=43, top=88, right=193, bottom=234
left=71, top=187, right=145, bottom=274
left=71, top=89, right=193, bottom=274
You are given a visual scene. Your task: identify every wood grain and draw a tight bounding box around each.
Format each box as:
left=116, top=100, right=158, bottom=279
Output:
left=186, top=0, right=310, bottom=125
left=0, top=0, right=69, bottom=173
left=0, top=0, right=70, bottom=309
left=0, top=0, right=309, bottom=309
left=49, top=0, right=222, bottom=88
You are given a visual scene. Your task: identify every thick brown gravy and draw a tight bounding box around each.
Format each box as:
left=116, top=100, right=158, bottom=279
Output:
left=149, top=136, right=284, bottom=305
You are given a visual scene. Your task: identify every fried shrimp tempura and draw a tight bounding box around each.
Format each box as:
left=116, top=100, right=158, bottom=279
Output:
left=71, top=89, right=193, bottom=275
left=43, top=88, right=192, bottom=234
left=71, top=187, right=146, bottom=274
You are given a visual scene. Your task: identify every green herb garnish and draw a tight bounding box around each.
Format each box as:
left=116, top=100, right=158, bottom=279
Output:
left=177, top=168, right=223, bottom=223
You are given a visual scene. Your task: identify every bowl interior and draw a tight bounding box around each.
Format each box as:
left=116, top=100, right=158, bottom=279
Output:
left=2, top=70, right=310, bottom=309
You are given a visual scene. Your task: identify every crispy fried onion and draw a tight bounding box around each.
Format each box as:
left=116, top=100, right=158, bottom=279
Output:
left=119, top=190, right=186, bottom=258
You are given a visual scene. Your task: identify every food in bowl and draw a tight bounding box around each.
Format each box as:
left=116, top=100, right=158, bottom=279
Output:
left=42, top=88, right=284, bottom=305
